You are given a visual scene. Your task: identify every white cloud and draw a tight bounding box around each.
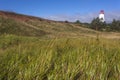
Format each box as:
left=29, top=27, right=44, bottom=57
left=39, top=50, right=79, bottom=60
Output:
left=45, top=11, right=120, bottom=23
left=105, top=11, right=120, bottom=22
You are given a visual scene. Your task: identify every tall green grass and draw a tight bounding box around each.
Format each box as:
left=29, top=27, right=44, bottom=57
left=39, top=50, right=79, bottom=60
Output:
left=0, top=35, right=120, bottom=80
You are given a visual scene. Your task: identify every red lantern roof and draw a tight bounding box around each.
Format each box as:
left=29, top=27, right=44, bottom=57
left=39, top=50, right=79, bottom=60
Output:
left=100, top=10, right=104, bottom=14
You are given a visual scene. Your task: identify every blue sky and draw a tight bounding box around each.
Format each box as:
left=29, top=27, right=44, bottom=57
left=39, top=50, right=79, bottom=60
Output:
left=0, top=0, right=120, bottom=22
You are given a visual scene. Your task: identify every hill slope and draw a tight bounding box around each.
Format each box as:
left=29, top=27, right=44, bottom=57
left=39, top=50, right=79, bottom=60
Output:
left=0, top=11, right=97, bottom=37
left=0, top=11, right=120, bottom=39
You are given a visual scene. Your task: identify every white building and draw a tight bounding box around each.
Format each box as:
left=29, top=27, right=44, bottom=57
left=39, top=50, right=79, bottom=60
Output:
left=99, top=10, right=105, bottom=22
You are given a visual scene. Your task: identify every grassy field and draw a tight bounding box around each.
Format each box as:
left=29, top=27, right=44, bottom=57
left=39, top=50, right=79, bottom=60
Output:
left=0, top=35, right=120, bottom=80
left=0, top=11, right=120, bottom=80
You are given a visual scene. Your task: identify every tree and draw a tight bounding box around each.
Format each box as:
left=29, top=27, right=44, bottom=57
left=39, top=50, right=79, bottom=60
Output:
left=111, top=19, right=120, bottom=31
left=90, top=17, right=106, bottom=31
left=75, top=20, right=81, bottom=24
left=65, top=20, right=69, bottom=23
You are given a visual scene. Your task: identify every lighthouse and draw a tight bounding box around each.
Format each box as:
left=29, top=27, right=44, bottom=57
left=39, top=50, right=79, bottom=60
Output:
left=99, top=10, right=105, bottom=22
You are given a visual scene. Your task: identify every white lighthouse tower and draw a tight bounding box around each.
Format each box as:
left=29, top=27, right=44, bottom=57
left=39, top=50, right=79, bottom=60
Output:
left=99, top=10, right=105, bottom=22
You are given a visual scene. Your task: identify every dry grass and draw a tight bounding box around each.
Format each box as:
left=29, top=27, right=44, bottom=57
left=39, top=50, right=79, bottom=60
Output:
left=0, top=35, right=120, bottom=80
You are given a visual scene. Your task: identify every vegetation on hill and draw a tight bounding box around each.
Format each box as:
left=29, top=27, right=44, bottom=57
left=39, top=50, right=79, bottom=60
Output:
left=0, top=11, right=99, bottom=38
left=0, top=11, right=120, bottom=39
